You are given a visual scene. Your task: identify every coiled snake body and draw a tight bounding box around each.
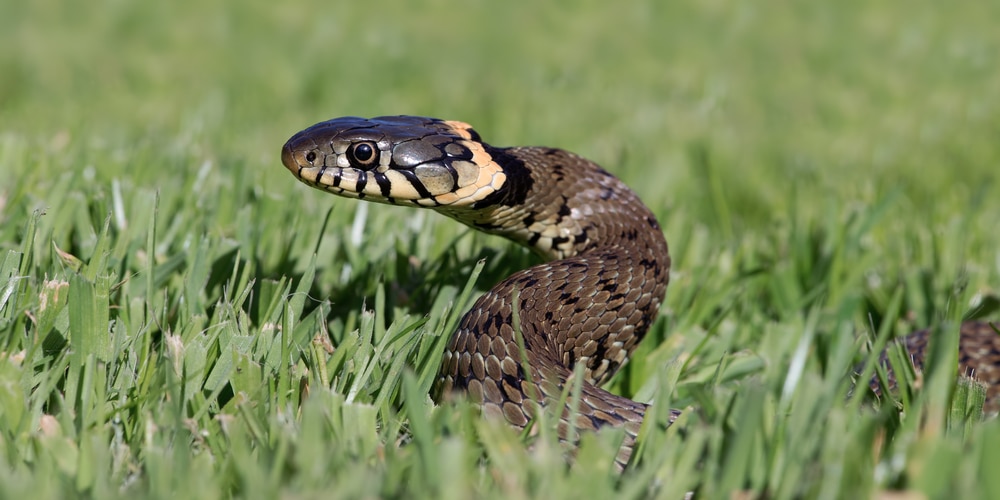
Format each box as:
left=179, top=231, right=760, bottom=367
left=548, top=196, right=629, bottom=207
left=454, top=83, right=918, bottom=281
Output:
left=281, top=115, right=999, bottom=466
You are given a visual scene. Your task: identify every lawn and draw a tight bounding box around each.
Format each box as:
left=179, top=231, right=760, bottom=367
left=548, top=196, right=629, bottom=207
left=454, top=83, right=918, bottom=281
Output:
left=2, top=0, right=999, bottom=498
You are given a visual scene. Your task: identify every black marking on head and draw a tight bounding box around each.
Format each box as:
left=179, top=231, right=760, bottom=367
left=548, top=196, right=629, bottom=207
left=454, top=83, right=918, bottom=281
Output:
left=465, top=126, right=482, bottom=142
left=527, top=232, right=541, bottom=246
left=398, top=170, right=434, bottom=198
left=473, top=147, right=533, bottom=209
left=355, top=171, right=368, bottom=193
left=446, top=164, right=460, bottom=186
left=443, top=141, right=473, bottom=160
left=332, top=172, right=343, bottom=188
left=374, top=172, right=392, bottom=198
left=645, top=216, right=660, bottom=230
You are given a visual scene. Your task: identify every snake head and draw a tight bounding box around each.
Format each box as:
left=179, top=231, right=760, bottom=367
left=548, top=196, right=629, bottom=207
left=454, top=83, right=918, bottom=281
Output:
left=281, top=115, right=507, bottom=207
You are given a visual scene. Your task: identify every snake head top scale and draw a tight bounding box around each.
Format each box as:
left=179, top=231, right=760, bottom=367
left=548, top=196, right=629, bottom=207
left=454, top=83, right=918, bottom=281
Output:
left=282, top=115, right=673, bottom=467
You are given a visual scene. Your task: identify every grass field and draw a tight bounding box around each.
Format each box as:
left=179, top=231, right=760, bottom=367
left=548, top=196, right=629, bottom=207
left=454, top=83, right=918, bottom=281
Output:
left=2, top=0, right=999, bottom=497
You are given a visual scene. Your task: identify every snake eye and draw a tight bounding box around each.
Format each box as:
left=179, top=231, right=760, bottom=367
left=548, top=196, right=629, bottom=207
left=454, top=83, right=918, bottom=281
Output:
left=347, top=141, right=379, bottom=169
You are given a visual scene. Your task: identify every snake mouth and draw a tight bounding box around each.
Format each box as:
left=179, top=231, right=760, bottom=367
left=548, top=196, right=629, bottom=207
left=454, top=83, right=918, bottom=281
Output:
left=281, top=138, right=335, bottom=191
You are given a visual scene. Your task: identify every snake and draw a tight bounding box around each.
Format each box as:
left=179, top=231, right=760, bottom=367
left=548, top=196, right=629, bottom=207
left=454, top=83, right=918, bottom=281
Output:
left=280, top=115, right=1000, bottom=466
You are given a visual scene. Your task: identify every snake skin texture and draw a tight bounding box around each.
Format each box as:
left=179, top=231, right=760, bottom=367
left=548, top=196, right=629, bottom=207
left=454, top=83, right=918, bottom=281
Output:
left=870, top=321, right=1000, bottom=412
left=281, top=115, right=998, bottom=467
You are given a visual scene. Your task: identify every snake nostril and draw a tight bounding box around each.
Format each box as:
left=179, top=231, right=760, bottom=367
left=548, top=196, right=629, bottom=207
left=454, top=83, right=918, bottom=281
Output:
left=305, top=151, right=317, bottom=163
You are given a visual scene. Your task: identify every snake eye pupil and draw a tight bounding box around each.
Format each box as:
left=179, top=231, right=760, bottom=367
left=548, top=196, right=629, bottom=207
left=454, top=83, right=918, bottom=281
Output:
left=348, top=142, right=379, bottom=168
left=305, top=151, right=317, bottom=163
left=354, top=142, right=375, bottom=163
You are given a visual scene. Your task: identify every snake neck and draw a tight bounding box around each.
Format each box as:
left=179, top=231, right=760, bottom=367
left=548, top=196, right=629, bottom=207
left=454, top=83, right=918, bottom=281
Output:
left=437, top=144, right=671, bottom=437
left=437, top=146, right=670, bottom=267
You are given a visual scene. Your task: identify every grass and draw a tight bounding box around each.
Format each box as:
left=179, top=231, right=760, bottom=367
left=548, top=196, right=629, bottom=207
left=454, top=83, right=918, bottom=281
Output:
left=2, top=0, right=1000, bottom=497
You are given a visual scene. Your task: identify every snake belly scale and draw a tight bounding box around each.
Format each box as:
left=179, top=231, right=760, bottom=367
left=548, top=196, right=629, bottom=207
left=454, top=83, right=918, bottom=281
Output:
left=281, top=115, right=999, bottom=466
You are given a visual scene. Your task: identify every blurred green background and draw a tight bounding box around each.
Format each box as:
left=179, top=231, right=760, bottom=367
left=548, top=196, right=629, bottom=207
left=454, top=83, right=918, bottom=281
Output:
left=4, top=0, right=997, bottom=217
left=2, top=0, right=999, bottom=497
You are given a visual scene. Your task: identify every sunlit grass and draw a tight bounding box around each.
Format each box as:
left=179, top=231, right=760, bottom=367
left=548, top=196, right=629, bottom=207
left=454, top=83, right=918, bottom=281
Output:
left=1, top=0, right=999, bottom=498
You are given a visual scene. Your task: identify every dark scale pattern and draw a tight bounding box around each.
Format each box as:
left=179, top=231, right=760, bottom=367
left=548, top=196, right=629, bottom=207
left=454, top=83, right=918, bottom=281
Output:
left=281, top=115, right=999, bottom=469
left=871, top=321, right=1000, bottom=413
left=436, top=145, right=674, bottom=467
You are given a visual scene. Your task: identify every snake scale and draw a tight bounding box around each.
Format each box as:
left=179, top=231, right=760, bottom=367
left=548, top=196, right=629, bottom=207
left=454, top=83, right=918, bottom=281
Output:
left=281, top=115, right=1000, bottom=466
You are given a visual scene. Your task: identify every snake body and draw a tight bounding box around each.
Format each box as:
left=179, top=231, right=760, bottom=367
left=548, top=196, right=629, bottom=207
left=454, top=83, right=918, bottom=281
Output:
left=281, top=115, right=999, bottom=465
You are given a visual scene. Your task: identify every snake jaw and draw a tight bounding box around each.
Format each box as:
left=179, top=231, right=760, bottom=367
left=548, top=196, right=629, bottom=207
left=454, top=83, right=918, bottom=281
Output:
left=281, top=116, right=507, bottom=207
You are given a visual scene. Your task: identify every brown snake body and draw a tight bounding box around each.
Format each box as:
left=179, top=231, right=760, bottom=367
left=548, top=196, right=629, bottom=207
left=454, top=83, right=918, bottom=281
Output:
left=281, top=115, right=999, bottom=466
